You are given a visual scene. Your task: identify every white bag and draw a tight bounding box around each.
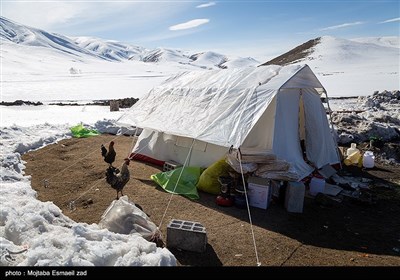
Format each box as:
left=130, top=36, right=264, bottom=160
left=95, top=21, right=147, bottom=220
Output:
left=99, top=196, right=160, bottom=242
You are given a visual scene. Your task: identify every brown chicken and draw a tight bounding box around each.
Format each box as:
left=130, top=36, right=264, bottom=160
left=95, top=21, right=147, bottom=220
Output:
left=101, top=141, right=116, bottom=167
left=105, top=158, right=130, bottom=200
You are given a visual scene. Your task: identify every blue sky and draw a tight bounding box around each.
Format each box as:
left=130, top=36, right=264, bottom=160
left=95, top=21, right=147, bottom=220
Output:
left=1, top=0, right=399, bottom=61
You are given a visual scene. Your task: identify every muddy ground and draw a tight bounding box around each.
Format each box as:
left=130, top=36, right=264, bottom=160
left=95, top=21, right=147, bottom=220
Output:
left=21, top=134, right=400, bottom=267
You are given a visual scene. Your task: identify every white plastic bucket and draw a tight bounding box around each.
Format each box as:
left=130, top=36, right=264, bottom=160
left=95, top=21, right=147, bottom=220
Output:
left=309, top=176, right=325, bottom=196
left=363, top=151, right=375, bottom=168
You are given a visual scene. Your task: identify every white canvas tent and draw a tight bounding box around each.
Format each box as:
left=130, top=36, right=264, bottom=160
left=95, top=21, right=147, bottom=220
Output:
left=118, top=64, right=339, bottom=180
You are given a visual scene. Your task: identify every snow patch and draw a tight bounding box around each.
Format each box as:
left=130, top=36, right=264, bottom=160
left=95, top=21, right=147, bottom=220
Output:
left=0, top=123, right=176, bottom=266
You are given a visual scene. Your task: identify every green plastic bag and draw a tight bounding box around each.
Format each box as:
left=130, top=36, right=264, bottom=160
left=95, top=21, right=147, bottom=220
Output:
left=151, top=166, right=201, bottom=200
left=70, top=124, right=100, bottom=138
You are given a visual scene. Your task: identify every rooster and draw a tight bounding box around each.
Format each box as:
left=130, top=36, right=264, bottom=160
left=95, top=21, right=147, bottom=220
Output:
left=101, top=141, right=116, bottom=167
left=105, top=158, right=130, bottom=200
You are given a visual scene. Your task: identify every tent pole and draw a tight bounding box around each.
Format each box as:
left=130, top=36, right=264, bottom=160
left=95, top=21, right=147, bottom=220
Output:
left=323, top=90, right=342, bottom=169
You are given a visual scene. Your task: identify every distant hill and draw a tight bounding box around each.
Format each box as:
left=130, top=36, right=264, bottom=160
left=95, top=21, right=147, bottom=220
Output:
left=260, top=38, right=321, bottom=66
left=260, top=36, right=399, bottom=96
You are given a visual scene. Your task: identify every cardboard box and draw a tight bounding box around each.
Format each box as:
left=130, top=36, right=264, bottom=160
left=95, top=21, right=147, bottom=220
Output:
left=247, top=177, right=272, bottom=209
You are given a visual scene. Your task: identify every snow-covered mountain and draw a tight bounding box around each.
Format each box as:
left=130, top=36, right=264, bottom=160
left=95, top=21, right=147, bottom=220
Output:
left=261, top=36, right=399, bottom=96
left=189, top=51, right=228, bottom=69
left=141, top=47, right=192, bottom=64
left=72, top=36, right=146, bottom=61
left=0, top=17, right=108, bottom=61
left=1, top=16, right=256, bottom=69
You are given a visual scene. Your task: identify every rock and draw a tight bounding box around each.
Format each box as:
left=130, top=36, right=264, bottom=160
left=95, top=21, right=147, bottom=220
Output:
left=0, top=100, right=43, bottom=106
left=332, top=90, right=399, bottom=164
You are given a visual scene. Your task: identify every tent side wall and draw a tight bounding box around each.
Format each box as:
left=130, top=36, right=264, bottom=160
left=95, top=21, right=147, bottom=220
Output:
left=131, top=129, right=228, bottom=167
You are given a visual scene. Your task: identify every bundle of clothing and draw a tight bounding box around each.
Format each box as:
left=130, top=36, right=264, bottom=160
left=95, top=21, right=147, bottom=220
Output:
left=225, top=148, right=298, bottom=181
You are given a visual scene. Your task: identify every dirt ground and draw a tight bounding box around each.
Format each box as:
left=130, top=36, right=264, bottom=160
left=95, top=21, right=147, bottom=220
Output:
left=21, top=134, right=400, bottom=267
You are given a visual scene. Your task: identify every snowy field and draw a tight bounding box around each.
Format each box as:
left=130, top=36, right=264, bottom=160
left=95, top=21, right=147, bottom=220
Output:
left=1, top=40, right=193, bottom=102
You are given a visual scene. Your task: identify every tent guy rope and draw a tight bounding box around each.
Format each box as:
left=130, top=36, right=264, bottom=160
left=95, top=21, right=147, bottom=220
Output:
left=237, top=148, right=261, bottom=266
left=157, top=138, right=196, bottom=231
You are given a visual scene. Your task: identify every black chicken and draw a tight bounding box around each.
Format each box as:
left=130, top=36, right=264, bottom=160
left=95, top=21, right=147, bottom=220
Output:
left=105, top=158, right=130, bottom=200
left=101, top=141, right=116, bottom=167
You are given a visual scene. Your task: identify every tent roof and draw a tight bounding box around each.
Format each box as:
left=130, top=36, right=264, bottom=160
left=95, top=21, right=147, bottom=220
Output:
left=117, top=64, right=326, bottom=148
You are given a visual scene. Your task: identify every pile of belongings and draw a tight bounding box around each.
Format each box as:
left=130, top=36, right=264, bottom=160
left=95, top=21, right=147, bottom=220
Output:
left=226, top=148, right=299, bottom=181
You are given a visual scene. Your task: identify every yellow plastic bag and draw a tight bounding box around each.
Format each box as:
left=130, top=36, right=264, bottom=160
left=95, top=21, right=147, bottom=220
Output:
left=196, top=158, right=232, bottom=195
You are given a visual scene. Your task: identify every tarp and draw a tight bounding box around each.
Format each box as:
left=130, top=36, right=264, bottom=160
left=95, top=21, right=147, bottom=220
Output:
left=118, top=65, right=325, bottom=148
left=151, top=167, right=201, bottom=200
